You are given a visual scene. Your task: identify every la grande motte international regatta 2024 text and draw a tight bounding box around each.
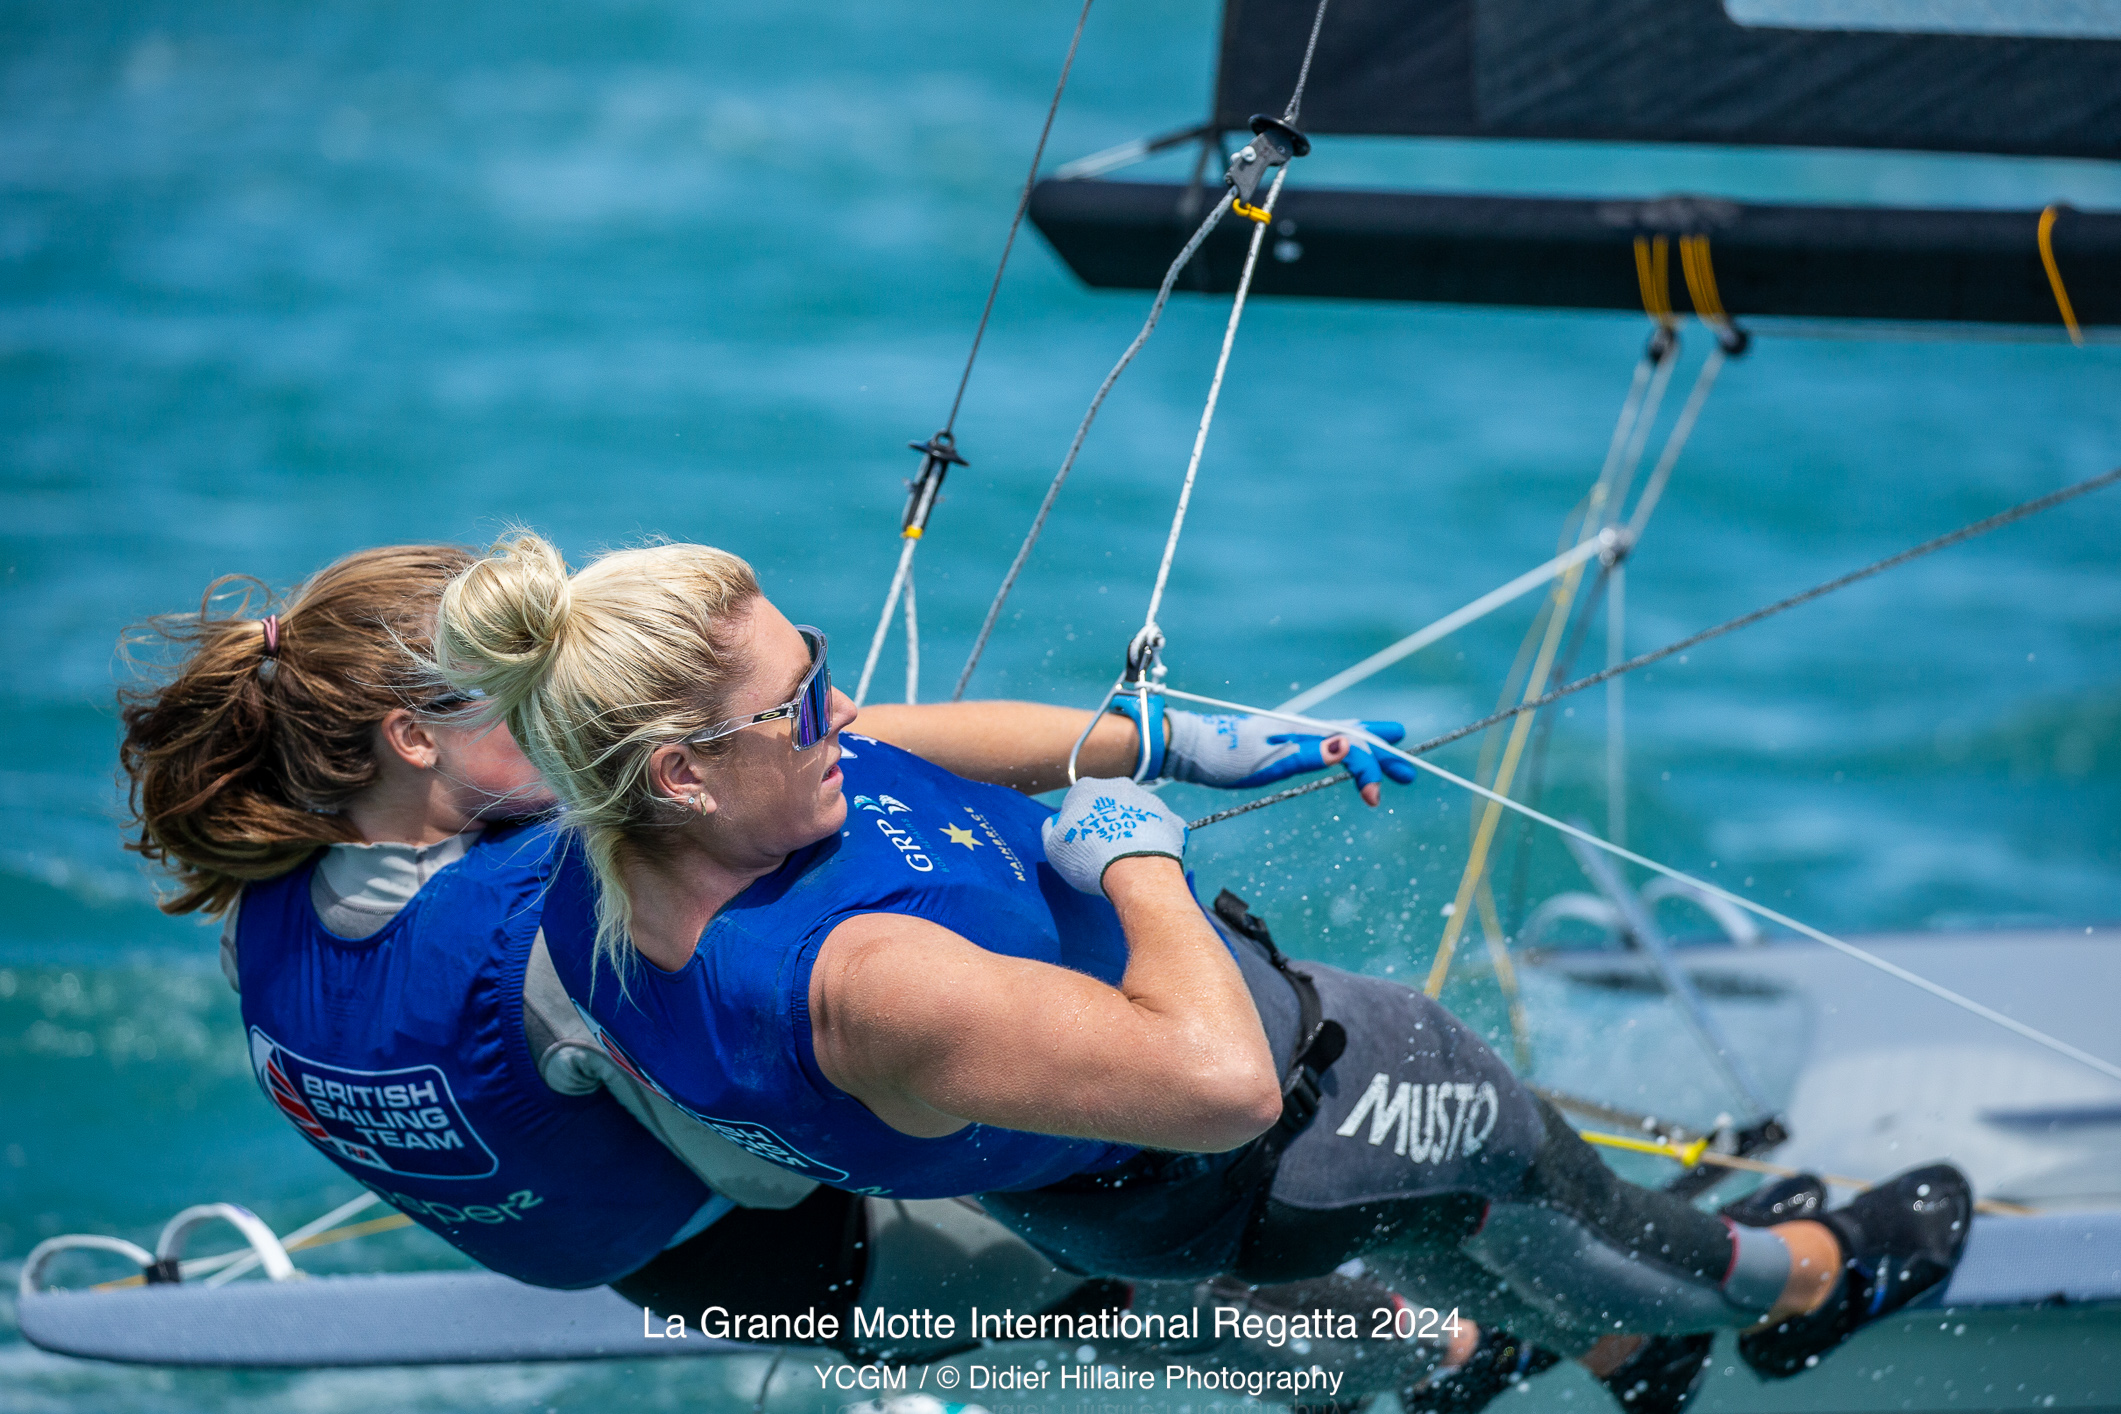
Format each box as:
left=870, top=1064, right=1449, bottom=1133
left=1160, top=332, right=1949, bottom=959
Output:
left=643, top=1301, right=1464, bottom=1349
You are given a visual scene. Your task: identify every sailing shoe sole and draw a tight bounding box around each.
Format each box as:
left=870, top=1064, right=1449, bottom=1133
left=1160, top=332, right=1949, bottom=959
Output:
left=1737, top=1163, right=1972, bottom=1380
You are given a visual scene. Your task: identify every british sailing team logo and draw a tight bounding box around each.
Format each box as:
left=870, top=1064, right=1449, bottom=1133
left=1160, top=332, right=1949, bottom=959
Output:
left=249, top=1027, right=498, bottom=1179
left=568, top=1003, right=852, bottom=1184
left=1335, top=1073, right=1502, bottom=1165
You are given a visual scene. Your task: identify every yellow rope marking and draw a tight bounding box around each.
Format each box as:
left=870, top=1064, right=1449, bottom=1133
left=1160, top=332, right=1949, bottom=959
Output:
left=90, top=1213, right=416, bottom=1290
left=1577, top=1132, right=2034, bottom=1216
left=902, top=526, right=924, bottom=540
left=1580, top=1127, right=1713, bottom=1168
left=1679, top=234, right=1729, bottom=326
left=1232, top=199, right=1273, bottom=224
left=2038, top=205, right=2084, bottom=347
left=292, top=1212, right=415, bottom=1248
left=1634, top=236, right=1675, bottom=327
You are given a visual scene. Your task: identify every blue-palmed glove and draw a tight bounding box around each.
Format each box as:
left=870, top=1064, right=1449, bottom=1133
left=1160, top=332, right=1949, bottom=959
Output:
left=1040, top=777, right=1188, bottom=898
left=1108, top=697, right=1418, bottom=798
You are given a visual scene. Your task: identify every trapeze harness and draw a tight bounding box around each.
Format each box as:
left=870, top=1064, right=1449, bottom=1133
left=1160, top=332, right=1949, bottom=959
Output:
left=231, top=820, right=719, bottom=1289
left=545, top=737, right=1793, bottom=1350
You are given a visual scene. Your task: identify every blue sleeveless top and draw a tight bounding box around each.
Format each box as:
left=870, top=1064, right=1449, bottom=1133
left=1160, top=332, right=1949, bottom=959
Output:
left=236, top=820, right=714, bottom=1289
left=542, top=736, right=1139, bottom=1199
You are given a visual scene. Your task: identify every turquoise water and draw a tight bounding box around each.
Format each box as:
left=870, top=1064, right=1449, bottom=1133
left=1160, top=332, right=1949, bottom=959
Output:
left=4, top=1, right=2120, bottom=1408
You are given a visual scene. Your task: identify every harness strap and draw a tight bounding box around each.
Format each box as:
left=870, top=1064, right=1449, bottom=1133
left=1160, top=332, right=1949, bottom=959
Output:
left=1212, top=891, right=1347, bottom=1184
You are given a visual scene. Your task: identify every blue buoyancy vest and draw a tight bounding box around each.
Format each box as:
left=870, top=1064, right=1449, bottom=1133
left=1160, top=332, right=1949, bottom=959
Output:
left=542, top=736, right=1139, bottom=1200
left=236, top=820, right=714, bottom=1289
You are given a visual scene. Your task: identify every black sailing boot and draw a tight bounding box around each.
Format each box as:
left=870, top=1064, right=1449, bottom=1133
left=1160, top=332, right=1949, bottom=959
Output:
left=1401, top=1325, right=1561, bottom=1414
left=1738, top=1163, right=1972, bottom=1380
left=1591, top=1172, right=1829, bottom=1414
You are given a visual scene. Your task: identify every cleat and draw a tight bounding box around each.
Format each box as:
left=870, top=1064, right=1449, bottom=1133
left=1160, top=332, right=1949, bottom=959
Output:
left=1596, top=1333, right=1715, bottom=1414
left=1721, top=1173, right=1825, bottom=1227
left=1401, top=1325, right=1561, bottom=1414
left=1737, top=1163, right=1972, bottom=1380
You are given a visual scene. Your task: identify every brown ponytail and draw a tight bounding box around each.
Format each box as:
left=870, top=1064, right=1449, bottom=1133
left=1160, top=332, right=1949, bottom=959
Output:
left=119, top=544, right=478, bottom=916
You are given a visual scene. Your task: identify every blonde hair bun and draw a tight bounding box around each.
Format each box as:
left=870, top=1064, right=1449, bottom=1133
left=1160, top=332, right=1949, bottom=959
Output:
left=432, top=530, right=762, bottom=981
left=434, top=531, right=575, bottom=720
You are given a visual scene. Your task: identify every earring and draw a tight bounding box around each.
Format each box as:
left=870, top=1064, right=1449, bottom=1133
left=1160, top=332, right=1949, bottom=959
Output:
left=690, top=793, right=709, bottom=816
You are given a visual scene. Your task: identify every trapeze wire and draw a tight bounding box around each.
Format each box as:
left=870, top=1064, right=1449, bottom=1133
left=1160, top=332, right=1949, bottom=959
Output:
left=1158, top=683, right=2121, bottom=1087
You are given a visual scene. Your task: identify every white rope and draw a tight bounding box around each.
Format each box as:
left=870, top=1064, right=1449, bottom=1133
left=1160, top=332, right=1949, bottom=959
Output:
left=1280, top=0, right=1332, bottom=126
left=902, top=566, right=919, bottom=705
left=1163, top=685, right=2121, bottom=1088
left=201, top=1192, right=379, bottom=1288
left=1606, top=561, right=1627, bottom=845
left=1607, top=339, right=1681, bottom=519
left=1279, top=531, right=1617, bottom=715
left=1595, top=344, right=1727, bottom=847
left=1594, top=350, right=1657, bottom=521
left=855, top=534, right=920, bottom=707
left=1141, top=165, right=1288, bottom=643
left=1626, top=347, right=1726, bottom=545
left=952, top=193, right=1237, bottom=700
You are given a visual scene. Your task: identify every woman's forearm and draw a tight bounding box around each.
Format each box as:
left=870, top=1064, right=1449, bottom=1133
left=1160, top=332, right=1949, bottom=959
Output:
left=855, top=701, right=1144, bottom=792
left=1100, top=857, right=1281, bottom=1148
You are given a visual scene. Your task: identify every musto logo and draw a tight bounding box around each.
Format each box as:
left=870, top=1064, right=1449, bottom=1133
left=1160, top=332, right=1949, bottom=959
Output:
left=1335, top=1074, right=1500, bottom=1164
left=250, top=1027, right=497, bottom=1180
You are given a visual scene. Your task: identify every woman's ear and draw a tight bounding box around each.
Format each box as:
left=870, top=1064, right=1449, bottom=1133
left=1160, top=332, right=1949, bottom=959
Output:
left=375, top=709, right=442, bottom=771
left=648, top=744, right=717, bottom=816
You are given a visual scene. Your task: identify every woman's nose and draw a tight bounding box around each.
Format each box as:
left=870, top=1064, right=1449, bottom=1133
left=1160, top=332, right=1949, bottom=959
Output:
left=829, top=687, right=859, bottom=730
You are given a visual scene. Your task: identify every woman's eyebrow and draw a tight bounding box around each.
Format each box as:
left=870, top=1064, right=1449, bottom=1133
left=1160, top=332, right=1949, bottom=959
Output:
left=775, top=650, right=810, bottom=702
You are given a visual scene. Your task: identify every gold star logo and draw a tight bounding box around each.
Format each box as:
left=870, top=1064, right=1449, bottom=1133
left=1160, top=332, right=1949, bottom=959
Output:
left=942, top=822, right=981, bottom=849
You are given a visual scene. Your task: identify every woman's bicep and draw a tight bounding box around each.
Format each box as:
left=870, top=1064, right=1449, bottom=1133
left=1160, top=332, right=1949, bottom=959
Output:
left=809, top=913, right=1239, bottom=1147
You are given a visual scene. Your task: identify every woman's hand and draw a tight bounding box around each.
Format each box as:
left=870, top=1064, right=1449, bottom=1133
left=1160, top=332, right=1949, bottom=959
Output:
left=1040, top=776, right=1186, bottom=897
left=857, top=700, right=1418, bottom=805
left=1114, top=699, right=1418, bottom=807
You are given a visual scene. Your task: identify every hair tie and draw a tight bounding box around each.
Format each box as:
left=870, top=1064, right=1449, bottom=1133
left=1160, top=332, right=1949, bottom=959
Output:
left=257, top=615, right=281, bottom=681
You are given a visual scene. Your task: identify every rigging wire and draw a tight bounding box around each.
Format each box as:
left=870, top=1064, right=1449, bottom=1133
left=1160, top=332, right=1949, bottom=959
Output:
left=851, top=0, right=1098, bottom=706
left=1402, top=461, right=2121, bottom=762
left=1425, top=321, right=1698, bottom=1000
left=1140, top=163, right=1285, bottom=647
left=940, top=0, right=1097, bottom=438
left=955, top=0, right=1333, bottom=700
left=951, top=193, right=1236, bottom=699
left=1277, top=534, right=1613, bottom=715
left=1186, top=461, right=2121, bottom=830
left=1166, top=685, right=2121, bottom=1087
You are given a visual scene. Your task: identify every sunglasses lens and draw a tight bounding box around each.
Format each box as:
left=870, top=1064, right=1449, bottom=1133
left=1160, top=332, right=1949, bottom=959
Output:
left=792, top=632, right=832, bottom=750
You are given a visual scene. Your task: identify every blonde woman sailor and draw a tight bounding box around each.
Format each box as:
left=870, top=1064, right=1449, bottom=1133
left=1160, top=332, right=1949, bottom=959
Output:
left=435, top=531, right=1975, bottom=1414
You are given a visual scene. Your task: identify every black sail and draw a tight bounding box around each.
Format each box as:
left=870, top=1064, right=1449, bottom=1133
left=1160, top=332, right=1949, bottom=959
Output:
left=1028, top=2, right=2120, bottom=326
left=1215, top=0, right=2121, bottom=159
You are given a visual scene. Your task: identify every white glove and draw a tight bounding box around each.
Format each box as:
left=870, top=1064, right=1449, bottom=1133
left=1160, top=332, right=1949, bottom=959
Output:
left=1163, top=710, right=1417, bottom=794
left=1040, top=777, right=1188, bottom=897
